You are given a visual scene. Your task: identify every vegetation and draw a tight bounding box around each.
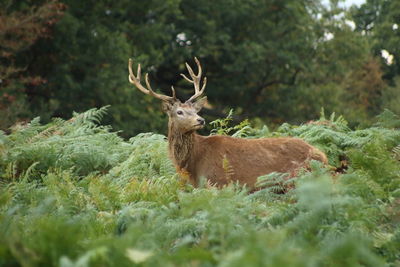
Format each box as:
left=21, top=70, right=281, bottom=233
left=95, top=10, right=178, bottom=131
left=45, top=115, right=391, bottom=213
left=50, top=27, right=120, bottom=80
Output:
left=1, top=0, right=400, bottom=265
left=1, top=107, right=399, bottom=266
left=1, top=0, right=400, bottom=136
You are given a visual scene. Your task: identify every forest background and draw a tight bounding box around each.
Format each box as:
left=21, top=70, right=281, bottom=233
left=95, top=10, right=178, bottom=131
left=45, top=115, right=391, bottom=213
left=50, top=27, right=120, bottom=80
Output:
left=1, top=1, right=400, bottom=266
left=1, top=0, right=399, bottom=137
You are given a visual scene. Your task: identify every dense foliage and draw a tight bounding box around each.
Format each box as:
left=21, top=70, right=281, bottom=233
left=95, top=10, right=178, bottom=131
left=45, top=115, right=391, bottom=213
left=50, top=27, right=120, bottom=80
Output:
left=1, top=107, right=399, bottom=266
left=1, top=0, right=399, bottom=136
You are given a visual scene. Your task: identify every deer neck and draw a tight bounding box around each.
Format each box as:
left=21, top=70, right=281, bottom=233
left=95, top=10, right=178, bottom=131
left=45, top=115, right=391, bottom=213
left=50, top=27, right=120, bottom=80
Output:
left=168, top=122, right=196, bottom=171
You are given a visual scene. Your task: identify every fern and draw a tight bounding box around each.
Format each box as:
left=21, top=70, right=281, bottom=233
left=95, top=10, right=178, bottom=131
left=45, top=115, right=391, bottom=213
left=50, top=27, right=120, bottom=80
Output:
left=71, top=105, right=110, bottom=126
left=209, top=109, right=234, bottom=135
left=374, top=109, right=400, bottom=129
left=1, top=107, right=132, bottom=179
left=1, top=107, right=400, bottom=266
left=210, top=110, right=253, bottom=137
left=393, top=145, right=400, bottom=160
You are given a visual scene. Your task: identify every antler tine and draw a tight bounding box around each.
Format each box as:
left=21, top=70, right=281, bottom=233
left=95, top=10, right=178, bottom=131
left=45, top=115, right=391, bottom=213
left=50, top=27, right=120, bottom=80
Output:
left=170, top=86, right=177, bottom=99
left=181, top=57, right=207, bottom=102
left=128, top=58, right=175, bottom=102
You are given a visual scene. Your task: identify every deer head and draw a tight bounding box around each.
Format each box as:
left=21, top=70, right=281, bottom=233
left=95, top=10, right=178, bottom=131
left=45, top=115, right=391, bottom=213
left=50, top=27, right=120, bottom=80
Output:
left=128, top=57, right=208, bottom=133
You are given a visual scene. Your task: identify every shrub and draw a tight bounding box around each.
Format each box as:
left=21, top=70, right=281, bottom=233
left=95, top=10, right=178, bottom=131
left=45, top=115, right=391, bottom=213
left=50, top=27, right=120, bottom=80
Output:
left=0, top=107, right=399, bottom=266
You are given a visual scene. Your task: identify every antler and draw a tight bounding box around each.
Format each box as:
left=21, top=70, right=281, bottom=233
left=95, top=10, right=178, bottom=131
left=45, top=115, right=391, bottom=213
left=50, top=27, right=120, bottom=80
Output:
left=181, top=57, right=207, bottom=102
left=128, top=59, right=176, bottom=102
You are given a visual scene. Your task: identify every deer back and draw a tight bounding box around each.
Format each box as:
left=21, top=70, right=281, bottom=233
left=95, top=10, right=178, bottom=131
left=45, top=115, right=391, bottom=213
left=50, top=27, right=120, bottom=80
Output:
left=186, top=135, right=327, bottom=188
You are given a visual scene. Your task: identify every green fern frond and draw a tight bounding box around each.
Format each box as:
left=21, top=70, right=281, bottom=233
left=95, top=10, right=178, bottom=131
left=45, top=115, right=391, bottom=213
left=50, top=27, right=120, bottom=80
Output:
left=374, top=109, right=400, bottom=129
left=1, top=107, right=399, bottom=266
left=71, top=105, right=110, bottom=125
left=392, top=145, right=400, bottom=160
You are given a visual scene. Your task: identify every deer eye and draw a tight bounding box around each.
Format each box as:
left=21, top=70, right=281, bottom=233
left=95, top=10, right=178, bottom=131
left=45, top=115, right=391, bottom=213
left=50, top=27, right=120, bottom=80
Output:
left=177, top=110, right=183, bottom=115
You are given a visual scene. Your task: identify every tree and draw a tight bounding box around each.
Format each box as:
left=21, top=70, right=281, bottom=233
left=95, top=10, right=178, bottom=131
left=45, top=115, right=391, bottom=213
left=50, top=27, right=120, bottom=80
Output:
left=350, top=0, right=400, bottom=117
left=17, top=0, right=183, bottom=136
left=351, top=0, right=400, bottom=82
left=12, top=0, right=327, bottom=135
left=2, top=0, right=394, bottom=136
left=0, top=0, right=64, bottom=129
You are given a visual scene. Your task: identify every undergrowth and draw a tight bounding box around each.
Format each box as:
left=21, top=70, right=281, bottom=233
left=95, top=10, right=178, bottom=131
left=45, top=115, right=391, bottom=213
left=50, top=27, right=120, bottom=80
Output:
left=0, top=107, right=399, bottom=266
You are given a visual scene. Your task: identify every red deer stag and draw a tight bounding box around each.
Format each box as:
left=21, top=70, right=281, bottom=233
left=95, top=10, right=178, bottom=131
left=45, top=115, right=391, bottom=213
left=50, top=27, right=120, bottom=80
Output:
left=128, top=58, right=327, bottom=189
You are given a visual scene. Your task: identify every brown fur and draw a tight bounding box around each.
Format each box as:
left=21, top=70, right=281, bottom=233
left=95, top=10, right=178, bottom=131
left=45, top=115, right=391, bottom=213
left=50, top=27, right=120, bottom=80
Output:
left=164, top=102, right=327, bottom=189
left=128, top=57, right=327, bottom=190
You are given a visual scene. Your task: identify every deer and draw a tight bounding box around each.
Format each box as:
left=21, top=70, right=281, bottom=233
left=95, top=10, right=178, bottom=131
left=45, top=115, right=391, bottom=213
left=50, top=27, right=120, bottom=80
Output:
left=128, top=57, right=327, bottom=190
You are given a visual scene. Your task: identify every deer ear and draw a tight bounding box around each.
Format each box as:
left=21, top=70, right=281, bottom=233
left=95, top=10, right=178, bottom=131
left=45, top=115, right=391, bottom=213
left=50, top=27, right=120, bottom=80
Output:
left=162, top=101, right=173, bottom=113
left=193, top=96, right=207, bottom=112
